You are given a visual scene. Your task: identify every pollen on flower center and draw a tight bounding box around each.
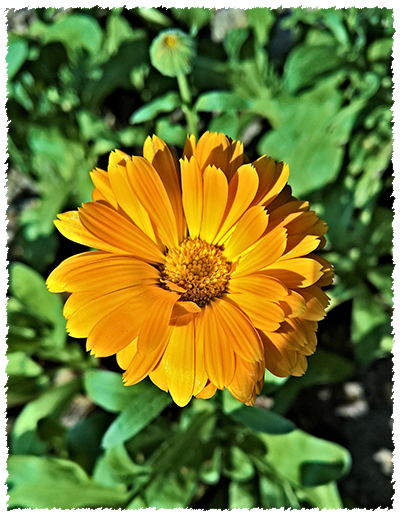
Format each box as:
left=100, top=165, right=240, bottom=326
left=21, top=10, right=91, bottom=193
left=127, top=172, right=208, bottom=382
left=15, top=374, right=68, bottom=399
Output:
left=162, top=237, right=232, bottom=306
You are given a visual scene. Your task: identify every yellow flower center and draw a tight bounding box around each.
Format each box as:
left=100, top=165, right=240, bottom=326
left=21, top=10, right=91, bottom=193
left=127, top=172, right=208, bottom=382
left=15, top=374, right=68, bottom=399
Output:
left=162, top=237, right=232, bottom=306
left=164, top=35, right=178, bottom=48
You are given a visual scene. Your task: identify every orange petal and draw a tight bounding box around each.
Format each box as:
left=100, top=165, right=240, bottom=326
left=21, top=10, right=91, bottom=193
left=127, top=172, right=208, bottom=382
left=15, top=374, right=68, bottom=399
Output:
left=252, top=157, right=289, bottom=207
left=214, top=164, right=259, bottom=243
left=228, top=357, right=262, bottom=405
left=295, top=285, right=329, bottom=321
left=200, top=165, right=228, bottom=242
left=137, top=289, right=180, bottom=356
left=171, top=301, right=201, bottom=319
left=279, top=290, right=307, bottom=318
left=54, top=211, right=116, bottom=252
left=165, top=314, right=196, bottom=407
left=263, top=257, right=324, bottom=288
left=86, top=290, right=155, bottom=357
left=127, top=156, right=179, bottom=248
left=214, top=298, right=265, bottom=362
left=78, top=202, right=165, bottom=264
left=143, top=135, right=186, bottom=240
left=107, top=161, right=157, bottom=243
left=122, top=334, right=170, bottom=386
left=232, top=227, right=287, bottom=277
left=195, top=302, right=235, bottom=389
left=223, top=206, right=269, bottom=260
left=90, top=168, right=118, bottom=209
left=66, top=286, right=142, bottom=338
left=195, top=381, right=217, bottom=400
left=180, top=156, right=203, bottom=237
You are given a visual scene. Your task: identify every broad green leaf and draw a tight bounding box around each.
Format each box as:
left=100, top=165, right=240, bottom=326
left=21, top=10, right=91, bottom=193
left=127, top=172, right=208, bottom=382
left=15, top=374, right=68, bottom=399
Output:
left=229, top=480, right=258, bottom=509
left=105, top=13, right=137, bottom=56
left=172, top=7, right=213, bottom=34
left=195, top=91, right=250, bottom=113
left=223, top=446, right=255, bottom=482
left=367, top=38, right=393, bottom=62
left=367, top=265, right=393, bottom=307
left=223, top=391, right=296, bottom=434
left=84, top=370, right=143, bottom=413
left=29, top=14, right=103, bottom=59
left=155, top=117, right=187, bottom=146
left=246, top=8, right=275, bottom=46
left=259, top=429, right=351, bottom=487
left=199, top=446, right=222, bottom=485
left=284, top=44, right=345, bottom=94
left=300, top=482, right=344, bottom=509
left=7, top=455, right=129, bottom=509
left=137, top=7, right=172, bottom=27
left=102, top=386, right=171, bottom=448
left=259, top=475, right=293, bottom=509
left=12, top=379, right=81, bottom=454
left=7, top=38, right=29, bottom=80
left=105, top=443, right=150, bottom=480
left=130, top=92, right=181, bottom=124
left=209, top=112, right=239, bottom=140
left=9, top=262, right=66, bottom=347
left=144, top=468, right=198, bottom=509
left=6, top=351, right=43, bottom=377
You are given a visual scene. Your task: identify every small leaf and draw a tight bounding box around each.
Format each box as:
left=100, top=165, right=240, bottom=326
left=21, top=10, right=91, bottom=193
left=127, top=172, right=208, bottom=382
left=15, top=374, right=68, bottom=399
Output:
left=7, top=38, right=29, bottom=80
left=7, top=455, right=129, bottom=509
left=130, top=92, right=181, bottom=124
left=195, top=91, right=250, bottom=112
left=229, top=480, right=258, bottom=509
left=6, top=352, right=43, bottom=378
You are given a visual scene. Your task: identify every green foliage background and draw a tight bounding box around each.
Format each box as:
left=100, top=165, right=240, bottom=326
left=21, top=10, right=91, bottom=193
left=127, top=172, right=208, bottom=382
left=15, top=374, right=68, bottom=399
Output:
left=7, top=7, right=393, bottom=510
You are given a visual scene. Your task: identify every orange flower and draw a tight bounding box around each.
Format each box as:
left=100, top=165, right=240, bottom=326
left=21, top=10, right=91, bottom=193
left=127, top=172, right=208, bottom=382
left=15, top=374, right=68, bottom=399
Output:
left=47, top=132, right=333, bottom=407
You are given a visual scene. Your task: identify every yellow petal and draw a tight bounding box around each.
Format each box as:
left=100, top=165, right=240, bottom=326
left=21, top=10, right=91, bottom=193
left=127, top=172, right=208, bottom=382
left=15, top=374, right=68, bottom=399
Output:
left=137, top=289, right=180, bottom=356
left=107, top=161, right=157, bottom=243
left=195, top=381, right=217, bottom=400
left=165, top=314, right=196, bottom=407
left=171, top=301, right=201, bottom=319
left=143, top=135, right=186, bottom=240
left=127, top=156, right=179, bottom=248
left=252, top=157, right=289, bottom=207
left=66, top=286, right=142, bottom=338
left=86, top=290, right=154, bottom=357
left=263, top=257, right=324, bottom=288
left=180, top=156, right=203, bottom=237
left=90, top=168, right=118, bottom=209
left=215, top=163, right=259, bottom=243
left=232, top=227, right=287, bottom=277
left=78, top=202, right=165, bottom=264
left=214, top=298, right=265, bottom=362
left=223, top=206, right=269, bottom=260
left=122, top=334, right=170, bottom=386
left=279, top=290, right=307, bottom=318
left=195, top=302, right=235, bottom=389
left=200, top=165, right=228, bottom=242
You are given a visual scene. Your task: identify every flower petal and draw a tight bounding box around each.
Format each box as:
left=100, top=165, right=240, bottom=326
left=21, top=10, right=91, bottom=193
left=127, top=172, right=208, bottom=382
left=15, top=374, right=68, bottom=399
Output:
left=180, top=156, right=203, bottom=237
left=127, top=156, right=179, bottom=248
left=263, top=257, right=324, bottom=288
left=200, top=165, right=228, bottom=242
left=78, top=202, right=165, bottom=263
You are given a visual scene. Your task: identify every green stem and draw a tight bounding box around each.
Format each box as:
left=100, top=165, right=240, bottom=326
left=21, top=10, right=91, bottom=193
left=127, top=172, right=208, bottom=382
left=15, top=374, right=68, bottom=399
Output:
left=177, top=73, right=198, bottom=139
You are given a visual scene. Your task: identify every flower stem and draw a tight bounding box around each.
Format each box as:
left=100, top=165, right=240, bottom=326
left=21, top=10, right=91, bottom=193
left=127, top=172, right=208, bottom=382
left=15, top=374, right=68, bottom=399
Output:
left=177, top=73, right=198, bottom=139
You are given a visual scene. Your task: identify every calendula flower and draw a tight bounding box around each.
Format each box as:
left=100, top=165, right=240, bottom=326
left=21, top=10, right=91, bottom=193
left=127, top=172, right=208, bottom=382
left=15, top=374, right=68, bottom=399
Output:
left=47, top=132, right=333, bottom=407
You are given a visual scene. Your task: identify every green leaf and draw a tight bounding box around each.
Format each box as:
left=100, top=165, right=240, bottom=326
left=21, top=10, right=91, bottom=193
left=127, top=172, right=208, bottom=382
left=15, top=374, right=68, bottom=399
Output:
left=84, top=370, right=142, bottom=413
left=259, top=429, right=351, bottom=487
left=130, top=92, right=181, bottom=124
left=12, top=379, right=81, bottom=454
left=172, top=8, right=213, bottom=34
left=9, top=262, right=66, bottom=347
left=155, top=117, right=187, bottom=146
left=144, top=468, right=198, bottom=509
left=223, top=446, right=255, bottom=482
left=223, top=391, right=296, bottom=434
left=199, top=446, right=222, bottom=485
left=259, top=475, right=293, bottom=509
left=105, top=12, right=138, bottom=56
left=6, top=351, right=43, bottom=377
left=29, top=14, right=103, bottom=59
left=209, top=112, right=239, bottom=140
left=367, top=38, right=393, bottom=62
left=105, top=443, right=150, bottom=481
left=7, top=455, right=129, bottom=509
left=137, top=7, right=172, bottom=27
left=367, top=265, right=393, bottom=307
left=102, top=385, right=171, bottom=448
left=195, top=91, right=250, bottom=113
left=229, top=480, right=258, bottom=509
left=284, top=44, right=345, bottom=94
left=246, top=8, right=275, bottom=46
left=300, top=481, right=344, bottom=509
left=7, top=38, right=29, bottom=80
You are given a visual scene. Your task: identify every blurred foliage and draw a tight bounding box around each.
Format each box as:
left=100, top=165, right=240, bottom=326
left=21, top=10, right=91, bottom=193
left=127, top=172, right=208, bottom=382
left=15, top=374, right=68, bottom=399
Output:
left=7, top=7, right=393, bottom=510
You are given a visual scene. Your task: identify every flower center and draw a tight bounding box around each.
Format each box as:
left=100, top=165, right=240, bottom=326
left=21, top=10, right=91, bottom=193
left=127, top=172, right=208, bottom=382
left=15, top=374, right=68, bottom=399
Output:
left=164, top=35, right=178, bottom=48
left=162, top=237, right=232, bottom=306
